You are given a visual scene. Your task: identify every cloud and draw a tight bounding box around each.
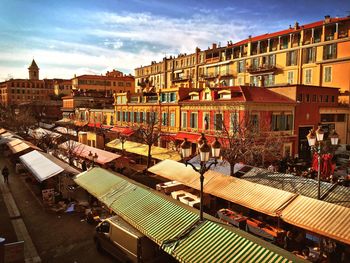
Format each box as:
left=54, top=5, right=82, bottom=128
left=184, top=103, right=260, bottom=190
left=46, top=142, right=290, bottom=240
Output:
left=0, top=7, right=286, bottom=81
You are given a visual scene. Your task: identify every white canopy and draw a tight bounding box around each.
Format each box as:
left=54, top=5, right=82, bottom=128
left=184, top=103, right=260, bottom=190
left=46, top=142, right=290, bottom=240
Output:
left=19, top=150, right=64, bottom=182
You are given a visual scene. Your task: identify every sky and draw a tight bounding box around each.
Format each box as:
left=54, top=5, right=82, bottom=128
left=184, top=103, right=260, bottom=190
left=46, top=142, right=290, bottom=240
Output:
left=0, top=0, right=349, bottom=81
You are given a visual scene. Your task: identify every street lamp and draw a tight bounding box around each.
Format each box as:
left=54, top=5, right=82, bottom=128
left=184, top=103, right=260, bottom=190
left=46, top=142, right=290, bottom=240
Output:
left=307, top=126, right=338, bottom=200
left=88, top=151, right=99, bottom=168
left=180, top=135, right=221, bottom=221
left=120, top=135, right=126, bottom=153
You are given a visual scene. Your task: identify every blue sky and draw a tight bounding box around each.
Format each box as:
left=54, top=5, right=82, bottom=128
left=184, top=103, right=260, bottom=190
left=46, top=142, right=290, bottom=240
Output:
left=0, top=0, right=349, bottom=81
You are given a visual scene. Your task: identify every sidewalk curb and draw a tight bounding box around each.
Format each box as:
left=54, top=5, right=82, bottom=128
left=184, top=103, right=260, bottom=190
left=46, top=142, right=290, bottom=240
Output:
left=0, top=183, right=42, bottom=263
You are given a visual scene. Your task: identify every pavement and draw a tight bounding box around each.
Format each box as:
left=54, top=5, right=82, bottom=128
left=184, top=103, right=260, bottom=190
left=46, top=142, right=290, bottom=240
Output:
left=0, top=156, right=41, bottom=263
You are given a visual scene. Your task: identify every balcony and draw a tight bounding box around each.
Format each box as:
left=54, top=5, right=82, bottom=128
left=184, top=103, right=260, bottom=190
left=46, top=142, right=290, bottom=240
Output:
left=172, top=75, right=191, bottom=82
left=247, top=64, right=277, bottom=75
left=201, top=73, right=217, bottom=80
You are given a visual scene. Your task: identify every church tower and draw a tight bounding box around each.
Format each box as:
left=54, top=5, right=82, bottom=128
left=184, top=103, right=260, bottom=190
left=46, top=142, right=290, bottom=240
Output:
left=28, top=59, right=39, bottom=80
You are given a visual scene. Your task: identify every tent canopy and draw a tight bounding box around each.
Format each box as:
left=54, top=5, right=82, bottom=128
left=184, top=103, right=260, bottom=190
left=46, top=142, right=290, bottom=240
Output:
left=148, top=160, right=297, bottom=217
left=59, top=140, right=121, bottom=165
left=74, top=168, right=302, bottom=263
left=106, top=139, right=181, bottom=161
left=19, top=150, right=64, bottom=182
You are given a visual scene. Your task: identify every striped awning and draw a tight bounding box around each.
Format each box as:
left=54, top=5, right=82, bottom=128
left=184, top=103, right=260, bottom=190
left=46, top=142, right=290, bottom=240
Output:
left=280, top=195, right=350, bottom=245
left=149, top=160, right=297, bottom=216
left=74, top=167, right=124, bottom=198
left=164, top=220, right=292, bottom=263
left=74, top=168, right=301, bottom=263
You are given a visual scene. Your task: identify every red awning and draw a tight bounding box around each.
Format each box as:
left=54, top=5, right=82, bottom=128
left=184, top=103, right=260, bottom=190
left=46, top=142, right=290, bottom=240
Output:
left=175, top=132, right=217, bottom=144
left=175, top=132, right=201, bottom=143
left=88, top=123, right=102, bottom=128
left=110, top=127, right=134, bottom=136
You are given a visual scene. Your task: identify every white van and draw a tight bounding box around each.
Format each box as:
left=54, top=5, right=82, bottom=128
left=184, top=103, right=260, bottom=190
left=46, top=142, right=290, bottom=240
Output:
left=94, top=215, right=172, bottom=263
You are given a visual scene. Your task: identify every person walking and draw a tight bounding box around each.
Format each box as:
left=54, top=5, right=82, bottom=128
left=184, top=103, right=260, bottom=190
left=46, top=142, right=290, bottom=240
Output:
left=2, top=165, right=9, bottom=184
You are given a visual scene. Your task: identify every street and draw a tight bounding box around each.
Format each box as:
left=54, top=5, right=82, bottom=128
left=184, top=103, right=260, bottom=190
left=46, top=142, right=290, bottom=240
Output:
left=1, top=156, right=116, bottom=263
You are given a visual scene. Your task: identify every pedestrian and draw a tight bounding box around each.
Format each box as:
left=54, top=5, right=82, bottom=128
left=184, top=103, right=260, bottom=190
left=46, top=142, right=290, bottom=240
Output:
left=2, top=165, right=9, bottom=184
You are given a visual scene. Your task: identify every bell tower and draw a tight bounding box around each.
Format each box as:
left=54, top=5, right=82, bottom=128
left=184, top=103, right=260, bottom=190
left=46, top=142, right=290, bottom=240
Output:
left=28, top=59, right=39, bottom=80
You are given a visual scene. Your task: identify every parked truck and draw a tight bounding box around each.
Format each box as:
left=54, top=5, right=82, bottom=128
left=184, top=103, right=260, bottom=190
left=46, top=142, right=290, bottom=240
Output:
left=94, top=215, right=173, bottom=263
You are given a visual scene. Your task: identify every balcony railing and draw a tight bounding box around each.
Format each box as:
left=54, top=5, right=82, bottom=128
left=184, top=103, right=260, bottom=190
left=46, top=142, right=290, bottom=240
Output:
left=172, top=75, right=191, bottom=82
left=247, top=64, right=277, bottom=74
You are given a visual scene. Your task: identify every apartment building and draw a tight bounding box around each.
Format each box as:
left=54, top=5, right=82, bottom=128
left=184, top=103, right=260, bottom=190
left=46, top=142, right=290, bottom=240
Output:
left=0, top=60, right=55, bottom=107
left=135, top=16, right=350, bottom=102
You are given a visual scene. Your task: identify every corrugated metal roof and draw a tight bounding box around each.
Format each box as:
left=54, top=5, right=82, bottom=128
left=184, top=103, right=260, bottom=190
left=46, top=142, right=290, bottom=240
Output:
left=106, top=139, right=182, bottom=161
left=74, top=168, right=303, bottom=263
left=242, top=167, right=350, bottom=208
left=280, top=196, right=350, bottom=245
left=149, top=160, right=297, bottom=216
left=165, top=220, right=292, bottom=263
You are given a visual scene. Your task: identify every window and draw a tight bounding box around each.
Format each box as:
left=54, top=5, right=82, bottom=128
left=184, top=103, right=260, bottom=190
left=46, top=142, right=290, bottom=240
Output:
left=215, top=113, right=223, bottom=131
left=204, top=92, right=210, bottom=100
left=162, top=112, right=168, bottom=126
left=230, top=112, right=239, bottom=132
left=286, top=50, right=298, bottom=66
left=297, top=93, right=303, bottom=102
left=181, top=112, right=187, bottom=129
left=304, top=47, right=316, bottom=63
left=203, top=113, right=210, bottom=130
left=251, top=114, right=259, bottom=132
left=170, top=113, right=175, bottom=127
left=190, top=112, right=198, bottom=129
left=271, top=113, right=293, bottom=131
left=264, top=74, right=275, bottom=86
left=287, top=71, right=294, bottom=84
left=250, top=76, right=259, bottom=86
left=305, top=69, right=312, bottom=84
left=238, top=77, right=243, bottom=85
left=312, top=95, right=317, bottom=102
left=170, top=92, right=176, bottom=102
left=268, top=55, right=276, bottom=66
left=306, top=94, right=310, bottom=102
left=136, top=112, right=140, bottom=123
left=237, top=60, right=245, bottom=73
left=324, top=66, right=332, bottom=82
left=281, top=37, right=288, bottom=49
left=251, top=58, right=259, bottom=69
left=110, top=116, right=114, bottom=125
left=323, top=44, right=337, bottom=60
left=103, top=115, right=107, bottom=125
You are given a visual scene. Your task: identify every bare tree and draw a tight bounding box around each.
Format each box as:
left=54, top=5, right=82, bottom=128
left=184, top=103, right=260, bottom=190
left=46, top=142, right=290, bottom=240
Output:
left=220, top=111, right=284, bottom=176
left=134, top=110, right=162, bottom=168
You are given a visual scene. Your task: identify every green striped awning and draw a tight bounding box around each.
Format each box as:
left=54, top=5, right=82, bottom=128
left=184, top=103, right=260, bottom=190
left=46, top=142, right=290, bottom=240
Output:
left=74, top=167, right=125, bottom=198
left=74, top=168, right=304, bottom=263
left=164, top=220, right=291, bottom=263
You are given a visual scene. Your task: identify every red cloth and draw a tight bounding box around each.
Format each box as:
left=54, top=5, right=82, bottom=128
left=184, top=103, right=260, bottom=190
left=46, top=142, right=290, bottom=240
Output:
left=322, top=153, right=333, bottom=179
left=312, top=153, right=319, bottom=172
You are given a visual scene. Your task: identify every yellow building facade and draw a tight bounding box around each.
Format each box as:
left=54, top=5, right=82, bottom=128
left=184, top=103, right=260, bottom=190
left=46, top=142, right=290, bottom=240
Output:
left=135, top=16, right=350, bottom=103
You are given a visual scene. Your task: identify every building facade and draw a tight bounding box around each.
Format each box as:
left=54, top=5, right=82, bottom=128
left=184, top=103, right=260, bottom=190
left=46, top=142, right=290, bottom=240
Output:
left=0, top=60, right=55, bottom=107
left=135, top=16, right=350, bottom=102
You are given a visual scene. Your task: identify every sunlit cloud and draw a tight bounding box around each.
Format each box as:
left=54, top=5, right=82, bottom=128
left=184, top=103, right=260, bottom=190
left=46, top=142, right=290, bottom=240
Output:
left=0, top=7, right=291, bottom=81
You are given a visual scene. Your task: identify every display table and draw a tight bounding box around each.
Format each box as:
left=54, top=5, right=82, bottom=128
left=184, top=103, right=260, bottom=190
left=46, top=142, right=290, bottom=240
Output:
left=217, top=209, right=247, bottom=229
left=246, top=218, right=285, bottom=241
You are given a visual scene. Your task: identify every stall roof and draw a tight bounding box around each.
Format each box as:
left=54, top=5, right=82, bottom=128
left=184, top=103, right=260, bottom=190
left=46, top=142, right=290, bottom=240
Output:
left=242, top=167, right=350, bottom=208
left=74, top=168, right=302, bottom=263
left=7, top=139, right=41, bottom=154
left=148, top=160, right=297, bottom=216
left=59, top=140, right=121, bottom=165
left=0, top=128, right=6, bottom=134
left=40, top=152, right=80, bottom=175
left=106, top=139, right=181, bottom=161
left=19, top=150, right=64, bottom=182
left=29, top=128, right=61, bottom=140
left=54, top=126, right=77, bottom=136
left=280, top=195, right=350, bottom=245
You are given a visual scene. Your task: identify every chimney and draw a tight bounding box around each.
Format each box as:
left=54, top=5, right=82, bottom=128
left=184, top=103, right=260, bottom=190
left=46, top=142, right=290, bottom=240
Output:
left=324, top=15, right=331, bottom=23
left=294, top=22, right=299, bottom=30
left=212, top=43, right=217, bottom=49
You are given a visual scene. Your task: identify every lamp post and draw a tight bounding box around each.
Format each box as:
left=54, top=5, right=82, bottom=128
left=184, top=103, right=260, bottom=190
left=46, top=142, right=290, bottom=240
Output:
left=88, top=151, right=98, bottom=168
left=120, top=135, right=126, bottom=153
left=307, top=126, right=338, bottom=200
left=180, top=135, right=221, bottom=221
